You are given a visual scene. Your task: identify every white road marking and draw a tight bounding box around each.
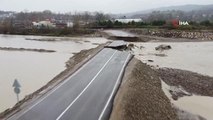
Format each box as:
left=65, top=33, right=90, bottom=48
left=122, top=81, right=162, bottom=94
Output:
left=56, top=51, right=117, bottom=120
left=8, top=49, right=112, bottom=120
left=98, top=53, right=132, bottom=120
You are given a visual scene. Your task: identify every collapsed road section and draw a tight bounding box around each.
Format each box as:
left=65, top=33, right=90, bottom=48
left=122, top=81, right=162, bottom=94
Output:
left=7, top=41, right=133, bottom=120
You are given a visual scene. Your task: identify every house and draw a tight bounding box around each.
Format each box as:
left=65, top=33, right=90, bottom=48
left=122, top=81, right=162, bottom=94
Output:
left=33, top=20, right=73, bottom=29
left=32, top=20, right=56, bottom=29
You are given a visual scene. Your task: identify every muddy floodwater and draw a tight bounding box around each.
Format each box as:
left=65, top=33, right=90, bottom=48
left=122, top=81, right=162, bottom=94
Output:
left=132, top=42, right=213, bottom=77
left=132, top=42, right=213, bottom=120
left=0, top=34, right=108, bottom=112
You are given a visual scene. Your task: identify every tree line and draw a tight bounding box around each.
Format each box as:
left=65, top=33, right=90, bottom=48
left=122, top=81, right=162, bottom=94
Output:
left=94, top=20, right=213, bottom=29
left=0, top=10, right=111, bottom=35
left=0, top=9, right=212, bottom=35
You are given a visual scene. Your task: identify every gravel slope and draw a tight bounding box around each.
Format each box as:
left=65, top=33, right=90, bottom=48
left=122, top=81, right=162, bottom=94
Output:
left=110, top=58, right=178, bottom=120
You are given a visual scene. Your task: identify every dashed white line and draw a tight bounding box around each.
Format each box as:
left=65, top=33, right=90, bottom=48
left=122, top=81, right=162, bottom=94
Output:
left=56, top=50, right=117, bottom=120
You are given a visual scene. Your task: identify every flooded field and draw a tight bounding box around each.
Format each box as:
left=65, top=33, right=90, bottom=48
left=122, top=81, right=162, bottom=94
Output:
left=0, top=35, right=108, bottom=112
left=132, top=42, right=213, bottom=77
left=132, top=42, right=213, bottom=120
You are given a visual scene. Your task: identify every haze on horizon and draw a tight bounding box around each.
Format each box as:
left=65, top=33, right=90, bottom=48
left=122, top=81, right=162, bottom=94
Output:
left=1, top=0, right=213, bottom=13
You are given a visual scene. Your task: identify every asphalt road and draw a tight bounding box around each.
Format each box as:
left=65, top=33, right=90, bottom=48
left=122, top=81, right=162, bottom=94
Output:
left=8, top=42, right=132, bottom=120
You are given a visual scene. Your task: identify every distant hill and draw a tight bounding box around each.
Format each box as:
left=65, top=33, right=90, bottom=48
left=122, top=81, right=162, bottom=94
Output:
left=124, top=4, right=213, bottom=18
left=153, top=4, right=213, bottom=12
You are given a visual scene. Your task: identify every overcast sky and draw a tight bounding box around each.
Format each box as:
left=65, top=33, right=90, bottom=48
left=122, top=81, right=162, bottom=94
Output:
left=1, top=0, right=213, bottom=13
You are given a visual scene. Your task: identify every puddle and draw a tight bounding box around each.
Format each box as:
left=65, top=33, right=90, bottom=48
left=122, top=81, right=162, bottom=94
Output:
left=0, top=35, right=108, bottom=112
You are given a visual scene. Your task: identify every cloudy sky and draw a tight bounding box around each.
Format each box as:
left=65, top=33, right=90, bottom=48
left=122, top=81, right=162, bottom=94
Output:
left=1, top=0, right=213, bottom=13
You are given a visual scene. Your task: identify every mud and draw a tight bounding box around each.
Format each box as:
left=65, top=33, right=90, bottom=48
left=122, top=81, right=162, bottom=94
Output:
left=25, top=38, right=57, bottom=41
left=0, top=47, right=55, bottom=53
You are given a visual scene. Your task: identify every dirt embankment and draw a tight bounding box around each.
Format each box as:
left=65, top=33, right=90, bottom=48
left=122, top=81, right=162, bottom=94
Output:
left=0, top=43, right=109, bottom=119
left=126, top=29, right=213, bottom=42
left=110, top=56, right=213, bottom=120
left=0, top=47, right=55, bottom=53
left=110, top=58, right=178, bottom=120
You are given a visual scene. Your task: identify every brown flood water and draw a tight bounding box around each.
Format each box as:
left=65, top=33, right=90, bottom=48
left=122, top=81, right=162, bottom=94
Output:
left=0, top=34, right=108, bottom=112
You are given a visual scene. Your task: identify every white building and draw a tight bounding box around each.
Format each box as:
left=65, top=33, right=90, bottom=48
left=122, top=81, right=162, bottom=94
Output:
left=115, top=19, right=143, bottom=23
left=32, top=20, right=56, bottom=28
left=33, top=20, right=74, bottom=28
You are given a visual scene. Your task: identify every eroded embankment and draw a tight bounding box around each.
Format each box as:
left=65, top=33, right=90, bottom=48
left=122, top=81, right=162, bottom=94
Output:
left=110, top=58, right=178, bottom=120
left=157, top=68, right=213, bottom=98
left=0, top=43, right=108, bottom=119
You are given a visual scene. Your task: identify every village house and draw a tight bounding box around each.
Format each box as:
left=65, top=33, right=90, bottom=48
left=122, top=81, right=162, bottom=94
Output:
left=32, top=20, right=56, bottom=29
left=32, top=20, right=73, bottom=29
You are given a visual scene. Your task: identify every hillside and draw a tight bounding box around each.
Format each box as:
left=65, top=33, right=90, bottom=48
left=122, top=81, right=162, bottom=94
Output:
left=123, top=4, right=213, bottom=20
left=122, top=4, right=213, bottom=22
